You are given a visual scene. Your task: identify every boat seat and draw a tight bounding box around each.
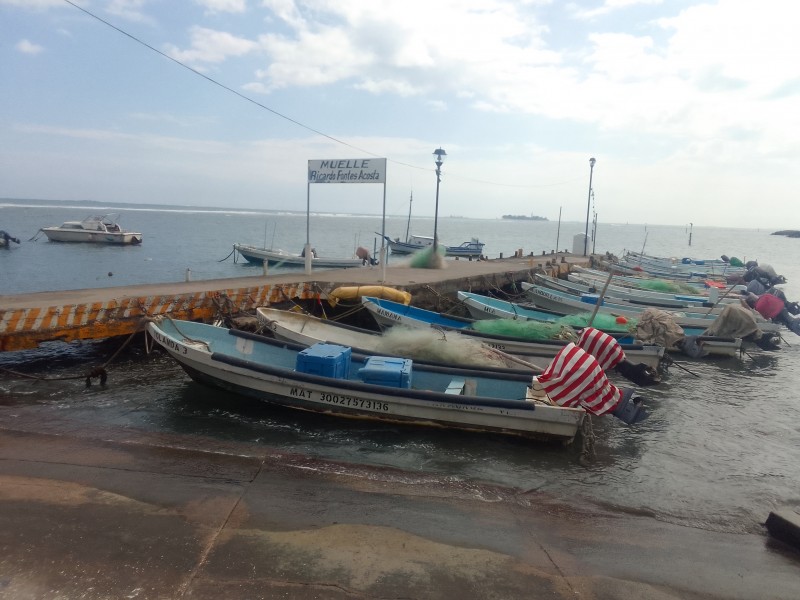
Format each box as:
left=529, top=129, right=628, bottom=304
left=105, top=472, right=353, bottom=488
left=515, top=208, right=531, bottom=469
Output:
left=445, top=377, right=466, bottom=395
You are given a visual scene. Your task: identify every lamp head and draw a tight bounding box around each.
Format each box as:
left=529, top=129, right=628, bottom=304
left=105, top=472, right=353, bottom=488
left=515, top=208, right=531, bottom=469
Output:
left=433, top=147, right=447, bottom=167
left=589, top=157, right=596, bottom=168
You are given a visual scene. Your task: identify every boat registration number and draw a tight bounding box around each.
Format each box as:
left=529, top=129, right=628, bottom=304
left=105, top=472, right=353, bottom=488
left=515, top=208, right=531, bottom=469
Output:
left=291, top=387, right=390, bottom=412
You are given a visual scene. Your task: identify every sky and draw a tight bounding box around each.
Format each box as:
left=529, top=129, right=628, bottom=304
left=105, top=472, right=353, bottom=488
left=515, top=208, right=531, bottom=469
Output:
left=2, top=0, right=799, bottom=228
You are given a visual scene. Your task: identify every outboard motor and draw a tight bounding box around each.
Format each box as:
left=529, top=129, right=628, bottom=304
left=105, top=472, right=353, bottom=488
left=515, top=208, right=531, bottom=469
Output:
left=611, top=388, right=649, bottom=425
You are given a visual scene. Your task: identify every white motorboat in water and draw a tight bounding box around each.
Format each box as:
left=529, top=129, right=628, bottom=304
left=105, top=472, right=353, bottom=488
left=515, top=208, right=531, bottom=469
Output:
left=39, top=214, right=142, bottom=245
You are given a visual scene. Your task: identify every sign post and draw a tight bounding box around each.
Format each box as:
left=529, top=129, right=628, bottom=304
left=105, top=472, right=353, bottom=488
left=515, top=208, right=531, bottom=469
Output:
left=306, top=158, right=387, bottom=277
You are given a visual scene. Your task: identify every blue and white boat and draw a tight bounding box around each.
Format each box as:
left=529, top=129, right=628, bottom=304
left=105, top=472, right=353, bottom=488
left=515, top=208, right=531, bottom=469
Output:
left=380, top=234, right=485, bottom=258
left=531, top=273, right=738, bottom=310
left=146, top=318, right=587, bottom=443
left=458, top=291, right=743, bottom=358
left=360, top=296, right=665, bottom=368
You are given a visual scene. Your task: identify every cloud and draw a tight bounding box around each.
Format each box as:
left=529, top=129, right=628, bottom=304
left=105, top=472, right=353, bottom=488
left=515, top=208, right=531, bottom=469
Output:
left=105, top=0, right=155, bottom=24
left=0, top=0, right=66, bottom=7
left=573, top=0, right=663, bottom=20
left=16, top=39, right=44, bottom=54
left=164, top=26, right=259, bottom=69
left=195, top=0, right=246, bottom=14
left=255, top=0, right=556, bottom=96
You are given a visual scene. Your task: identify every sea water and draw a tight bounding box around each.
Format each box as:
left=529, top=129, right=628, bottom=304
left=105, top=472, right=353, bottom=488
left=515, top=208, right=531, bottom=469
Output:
left=1, top=199, right=800, bottom=534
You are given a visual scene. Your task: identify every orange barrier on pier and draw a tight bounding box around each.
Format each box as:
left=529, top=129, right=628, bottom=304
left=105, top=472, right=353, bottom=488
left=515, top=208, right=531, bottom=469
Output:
left=0, top=282, right=313, bottom=352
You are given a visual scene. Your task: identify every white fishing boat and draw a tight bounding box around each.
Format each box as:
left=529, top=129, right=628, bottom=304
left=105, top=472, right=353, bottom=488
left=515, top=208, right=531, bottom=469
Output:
left=458, top=290, right=743, bottom=358
left=146, top=318, right=588, bottom=443
left=39, top=214, right=142, bottom=244
left=256, top=306, right=548, bottom=371
left=522, top=278, right=729, bottom=315
left=522, top=284, right=781, bottom=333
left=233, top=244, right=373, bottom=269
left=533, top=273, right=735, bottom=310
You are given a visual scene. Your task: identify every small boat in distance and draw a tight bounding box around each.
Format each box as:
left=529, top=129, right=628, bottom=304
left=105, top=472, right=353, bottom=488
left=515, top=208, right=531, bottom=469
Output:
left=1, top=230, right=21, bottom=248
left=380, top=234, right=485, bottom=258
left=380, top=192, right=485, bottom=258
left=39, top=214, right=142, bottom=244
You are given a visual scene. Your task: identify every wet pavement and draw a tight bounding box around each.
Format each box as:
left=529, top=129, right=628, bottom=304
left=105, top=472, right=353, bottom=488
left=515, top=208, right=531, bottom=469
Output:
left=1, top=411, right=798, bottom=600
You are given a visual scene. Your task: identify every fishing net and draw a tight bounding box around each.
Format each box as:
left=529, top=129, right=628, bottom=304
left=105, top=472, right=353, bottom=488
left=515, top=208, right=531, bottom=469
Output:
left=470, top=312, right=637, bottom=340
left=408, top=245, right=446, bottom=269
left=373, top=326, right=520, bottom=369
left=557, top=312, right=638, bottom=332
left=633, top=279, right=699, bottom=294
left=471, top=319, right=578, bottom=341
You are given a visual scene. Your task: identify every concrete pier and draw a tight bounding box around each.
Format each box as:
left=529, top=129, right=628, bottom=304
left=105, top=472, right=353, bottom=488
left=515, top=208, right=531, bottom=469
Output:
left=0, top=254, right=578, bottom=352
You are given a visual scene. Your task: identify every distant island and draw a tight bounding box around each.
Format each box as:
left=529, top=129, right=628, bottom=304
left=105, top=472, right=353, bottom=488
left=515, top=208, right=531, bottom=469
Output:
left=501, top=214, right=548, bottom=221
left=772, top=230, right=800, bottom=238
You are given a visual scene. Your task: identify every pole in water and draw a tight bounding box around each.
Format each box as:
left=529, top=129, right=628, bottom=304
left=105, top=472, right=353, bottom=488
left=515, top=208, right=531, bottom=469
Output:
left=185, top=267, right=192, bottom=282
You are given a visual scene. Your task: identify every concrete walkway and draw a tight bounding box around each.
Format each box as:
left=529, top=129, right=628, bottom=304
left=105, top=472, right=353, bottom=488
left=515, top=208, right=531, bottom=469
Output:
left=1, top=415, right=798, bottom=599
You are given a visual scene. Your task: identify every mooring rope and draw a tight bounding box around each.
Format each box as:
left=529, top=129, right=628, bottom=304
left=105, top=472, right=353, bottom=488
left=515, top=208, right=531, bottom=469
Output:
left=0, top=322, right=145, bottom=387
left=579, top=414, right=596, bottom=466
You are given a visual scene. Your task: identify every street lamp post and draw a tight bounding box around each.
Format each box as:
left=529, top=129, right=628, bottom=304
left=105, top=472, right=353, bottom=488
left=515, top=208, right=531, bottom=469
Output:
left=583, top=157, right=596, bottom=256
left=432, top=147, right=447, bottom=252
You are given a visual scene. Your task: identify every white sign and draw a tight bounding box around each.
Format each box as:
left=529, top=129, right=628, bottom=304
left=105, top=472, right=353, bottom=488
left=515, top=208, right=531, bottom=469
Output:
left=308, top=158, right=386, bottom=184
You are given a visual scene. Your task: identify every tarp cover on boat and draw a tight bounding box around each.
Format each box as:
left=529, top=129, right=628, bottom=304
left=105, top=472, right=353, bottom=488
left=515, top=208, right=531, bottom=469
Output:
left=702, top=304, right=762, bottom=339
left=533, top=328, right=625, bottom=416
left=534, top=342, right=622, bottom=416
left=634, top=308, right=686, bottom=348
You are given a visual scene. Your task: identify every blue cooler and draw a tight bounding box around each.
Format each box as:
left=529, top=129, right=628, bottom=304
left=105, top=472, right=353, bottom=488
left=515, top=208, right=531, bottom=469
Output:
left=358, top=356, right=413, bottom=389
left=296, top=343, right=351, bottom=379
left=580, top=293, right=603, bottom=306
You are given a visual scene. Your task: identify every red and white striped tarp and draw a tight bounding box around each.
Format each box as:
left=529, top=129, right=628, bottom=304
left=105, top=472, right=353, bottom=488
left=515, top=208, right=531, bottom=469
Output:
left=534, top=328, right=624, bottom=416
left=577, top=327, right=626, bottom=370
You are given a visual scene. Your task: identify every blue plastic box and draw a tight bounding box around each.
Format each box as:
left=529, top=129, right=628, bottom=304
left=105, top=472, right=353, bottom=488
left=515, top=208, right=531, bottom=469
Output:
left=358, top=356, right=413, bottom=389
left=580, top=293, right=603, bottom=306
left=296, top=343, right=351, bottom=379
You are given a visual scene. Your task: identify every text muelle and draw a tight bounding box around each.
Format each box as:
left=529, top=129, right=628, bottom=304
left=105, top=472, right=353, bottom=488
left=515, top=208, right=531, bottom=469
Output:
left=319, top=159, right=371, bottom=169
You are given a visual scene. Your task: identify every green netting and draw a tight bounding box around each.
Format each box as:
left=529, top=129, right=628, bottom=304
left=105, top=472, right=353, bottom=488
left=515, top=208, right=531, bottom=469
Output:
left=471, top=319, right=577, bottom=341
left=556, top=312, right=637, bottom=332
left=633, top=279, right=699, bottom=294
left=729, top=256, right=743, bottom=267
left=470, top=312, right=637, bottom=340
left=408, top=245, right=445, bottom=268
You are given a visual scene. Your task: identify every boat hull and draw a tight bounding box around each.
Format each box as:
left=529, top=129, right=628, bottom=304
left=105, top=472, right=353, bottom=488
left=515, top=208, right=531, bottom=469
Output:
left=41, top=229, right=142, bottom=244
left=234, top=244, right=366, bottom=269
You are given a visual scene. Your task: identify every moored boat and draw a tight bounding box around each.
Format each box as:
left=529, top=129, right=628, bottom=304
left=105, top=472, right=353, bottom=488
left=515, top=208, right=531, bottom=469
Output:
left=146, top=318, right=587, bottom=443
left=522, top=283, right=780, bottom=333
left=234, top=244, right=372, bottom=269
left=360, top=296, right=665, bottom=369
left=380, top=234, right=485, bottom=258
left=459, top=290, right=743, bottom=358
left=39, top=214, right=142, bottom=244
left=0, top=230, right=21, bottom=247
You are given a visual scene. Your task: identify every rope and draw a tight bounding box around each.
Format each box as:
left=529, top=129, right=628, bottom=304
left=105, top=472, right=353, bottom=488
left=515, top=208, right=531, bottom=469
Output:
left=218, top=246, right=236, bottom=262
left=0, top=321, right=146, bottom=387
left=579, top=414, right=596, bottom=466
